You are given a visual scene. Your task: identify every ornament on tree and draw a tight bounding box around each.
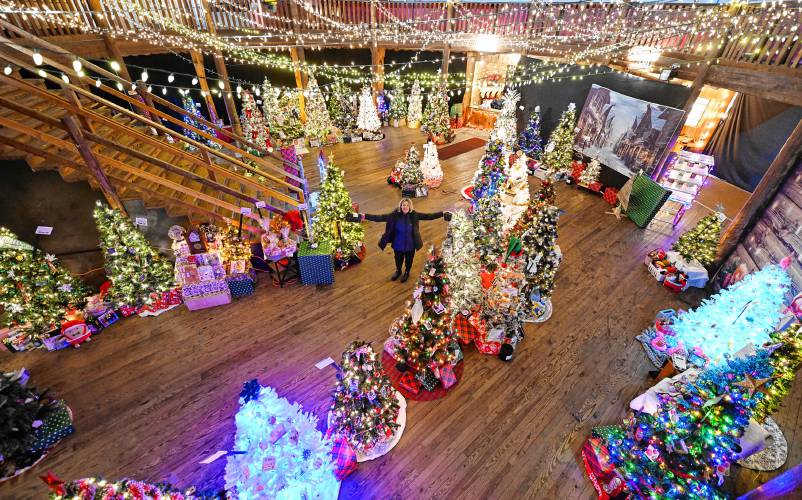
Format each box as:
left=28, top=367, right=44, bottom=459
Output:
left=356, top=86, right=382, bottom=133
left=406, top=80, right=423, bottom=126
left=543, top=103, right=578, bottom=177
left=93, top=202, right=174, bottom=307
left=421, top=141, right=443, bottom=188
left=421, top=83, right=454, bottom=143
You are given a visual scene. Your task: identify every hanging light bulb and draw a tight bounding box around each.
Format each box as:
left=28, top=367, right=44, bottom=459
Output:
left=61, top=73, right=70, bottom=83
left=236, top=85, right=242, bottom=94
left=167, top=73, right=175, bottom=83
left=77, top=69, right=85, bottom=77
left=33, top=50, right=43, bottom=66
left=217, top=80, right=225, bottom=89
left=192, top=77, right=199, bottom=85
left=3, top=65, right=11, bottom=75
left=162, top=87, right=167, bottom=95
left=95, top=78, right=102, bottom=87
left=141, top=70, right=149, bottom=82
left=72, top=58, right=82, bottom=72
left=37, top=69, right=46, bottom=78
left=254, top=87, right=261, bottom=97
left=110, top=60, right=121, bottom=72
left=147, top=85, right=152, bottom=93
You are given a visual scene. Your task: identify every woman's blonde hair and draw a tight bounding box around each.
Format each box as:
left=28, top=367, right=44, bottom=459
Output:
left=398, top=198, right=413, bottom=211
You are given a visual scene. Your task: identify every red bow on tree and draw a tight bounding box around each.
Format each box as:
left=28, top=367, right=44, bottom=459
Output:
left=40, top=471, right=65, bottom=496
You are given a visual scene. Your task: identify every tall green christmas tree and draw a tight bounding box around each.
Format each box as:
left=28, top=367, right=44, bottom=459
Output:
left=93, top=203, right=174, bottom=307
left=304, top=74, right=334, bottom=142
left=421, top=84, right=454, bottom=143
left=311, top=161, right=364, bottom=259
left=493, top=89, right=520, bottom=150
left=274, top=89, right=304, bottom=140
left=260, top=78, right=281, bottom=134
left=390, top=246, right=460, bottom=388
left=388, top=87, right=406, bottom=122
left=407, top=80, right=422, bottom=124
left=671, top=213, right=724, bottom=266
left=510, top=199, right=561, bottom=302
left=327, top=81, right=357, bottom=133
left=473, top=193, right=504, bottom=265
left=442, top=210, right=482, bottom=314
left=399, top=145, right=424, bottom=188
left=471, top=137, right=507, bottom=205
left=518, top=106, right=543, bottom=159
left=754, top=323, right=802, bottom=420
left=329, top=341, right=400, bottom=454
left=0, top=227, right=86, bottom=342
left=240, top=90, right=271, bottom=154
left=543, top=102, right=577, bottom=176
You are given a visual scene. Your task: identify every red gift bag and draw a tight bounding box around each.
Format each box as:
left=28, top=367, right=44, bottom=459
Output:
left=581, top=437, right=627, bottom=500
left=453, top=313, right=478, bottom=345
left=330, top=436, right=357, bottom=480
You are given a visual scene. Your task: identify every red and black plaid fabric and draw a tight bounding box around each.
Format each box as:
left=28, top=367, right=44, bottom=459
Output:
left=330, top=436, right=357, bottom=480
left=439, top=364, right=457, bottom=389
left=453, top=314, right=477, bottom=345
left=381, top=351, right=463, bottom=402
left=468, top=314, right=488, bottom=340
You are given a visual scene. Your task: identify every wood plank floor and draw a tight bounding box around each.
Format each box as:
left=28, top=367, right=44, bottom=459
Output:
left=2, top=126, right=800, bottom=499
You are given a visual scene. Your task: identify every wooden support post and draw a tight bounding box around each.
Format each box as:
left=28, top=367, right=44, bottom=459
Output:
left=371, top=46, right=386, bottom=94
left=200, top=0, right=243, bottom=137
left=190, top=50, right=219, bottom=123
left=717, top=118, right=802, bottom=263
left=62, top=115, right=126, bottom=214
left=88, top=0, right=133, bottom=82
left=289, top=47, right=307, bottom=122
left=442, top=44, right=451, bottom=82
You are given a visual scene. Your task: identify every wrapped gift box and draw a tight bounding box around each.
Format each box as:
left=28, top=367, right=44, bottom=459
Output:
left=298, top=241, right=334, bottom=286
left=29, top=399, right=74, bottom=454
left=182, top=280, right=232, bottom=311
left=227, top=274, right=255, bottom=298
left=398, top=371, right=420, bottom=394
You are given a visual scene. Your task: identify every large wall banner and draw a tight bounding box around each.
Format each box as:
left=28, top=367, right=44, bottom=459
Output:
left=575, top=84, right=685, bottom=177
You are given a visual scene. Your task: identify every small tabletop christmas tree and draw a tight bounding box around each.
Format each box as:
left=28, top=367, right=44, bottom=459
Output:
left=473, top=193, right=504, bottom=265
left=518, top=106, right=543, bottom=160
left=543, top=102, right=577, bottom=177
left=420, top=141, right=443, bottom=188
left=406, top=80, right=423, bottom=125
left=579, top=158, right=601, bottom=185
left=240, top=90, right=271, bottom=154
left=494, top=89, right=520, bottom=150
left=390, top=246, right=460, bottom=391
left=471, top=137, right=507, bottom=205
left=0, top=227, right=87, bottom=342
left=311, top=160, right=364, bottom=260
left=671, top=213, right=724, bottom=266
left=93, top=203, right=174, bottom=307
left=399, top=145, right=424, bottom=189
left=218, top=224, right=253, bottom=275
left=356, top=86, right=381, bottom=133
left=421, top=84, right=454, bottom=143
left=304, top=74, right=334, bottom=142
left=225, top=382, right=339, bottom=499
left=442, top=210, right=482, bottom=314
left=329, top=341, right=400, bottom=455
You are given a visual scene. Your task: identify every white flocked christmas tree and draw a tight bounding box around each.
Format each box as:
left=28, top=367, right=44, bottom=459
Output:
left=421, top=141, right=443, bottom=188
left=356, top=86, right=381, bottom=133
left=499, top=152, right=530, bottom=231
left=240, top=90, right=271, bottom=153
left=260, top=78, right=281, bottom=135
left=494, top=89, right=520, bottom=150
left=407, top=80, right=422, bottom=126
left=304, top=73, right=334, bottom=142
left=579, top=158, right=601, bottom=185
left=443, top=210, right=482, bottom=314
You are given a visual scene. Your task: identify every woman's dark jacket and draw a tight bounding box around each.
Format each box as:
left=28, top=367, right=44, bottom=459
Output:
left=364, top=210, right=445, bottom=251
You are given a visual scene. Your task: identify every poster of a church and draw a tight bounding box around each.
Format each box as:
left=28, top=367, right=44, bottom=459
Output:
left=575, top=84, right=685, bottom=177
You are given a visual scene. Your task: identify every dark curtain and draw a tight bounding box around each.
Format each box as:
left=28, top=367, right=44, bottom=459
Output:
left=704, top=93, right=802, bottom=192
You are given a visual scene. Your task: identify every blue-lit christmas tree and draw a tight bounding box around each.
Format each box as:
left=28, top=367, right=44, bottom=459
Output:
left=224, top=382, right=340, bottom=500
left=600, top=350, right=774, bottom=500
left=471, top=137, right=507, bottom=206
left=517, top=106, right=543, bottom=160
left=660, top=264, right=791, bottom=366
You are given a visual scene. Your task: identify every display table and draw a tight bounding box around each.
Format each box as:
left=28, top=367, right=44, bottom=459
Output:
left=267, top=255, right=299, bottom=288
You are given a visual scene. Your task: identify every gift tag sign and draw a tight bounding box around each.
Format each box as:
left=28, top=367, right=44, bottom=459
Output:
left=255, top=201, right=266, bottom=209
left=35, top=226, right=53, bottom=235
left=315, top=357, right=336, bottom=370
left=240, top=207, right=252, bottom=215
left=134, top=217, right=148, bottom=227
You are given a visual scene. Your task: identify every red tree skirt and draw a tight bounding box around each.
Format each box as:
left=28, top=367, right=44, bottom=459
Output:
left=381, top=351, right=463, bottom=401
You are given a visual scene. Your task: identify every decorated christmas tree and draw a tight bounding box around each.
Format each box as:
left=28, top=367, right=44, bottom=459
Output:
left=274, top=89, right=304, bottom=140
left=218, top=224, right=252, bottom=274
left=390, top=246, right=460, bottom=390
left=535, top=178, right=557, bottom=205
left=471, top=137, right=507, bottom=205
left=753, top=323, right=802, bottom=420
left=376, top=91, right=389, bottom=121
left=261, top=78, right=281, bottom=134
left=543, top=103, right=577, bottom=176
left=671, top=213, right=724, bottom=266
left=48, top=477, right=200, bottom=499
left=406, top=80, right=422, bottom=125
left=93, top=203, right=174, bottom=307
left=499, top=152, right=530, bottom=231
left=420, top=141, right=443, bottom=188
left=652, top=263, right=792, bottom=367
left=311, top=161, right=364, bottom=259
left=518, top=106, right=543, bottom=160
left=421, top=84, right=454, bottom=143
left=1, top=370, right=71, bottom=479
left=356, top=86, right=381, bottom=133
left=304, top=74, right=334, bottom=142
left=329, top=341, right=400, bottom=454
left=493, top=89, right=520, bottom=149
left=511, top=199, right=561, bottom=302
left=601, top=351, right=773, bottom=500
left=473, top=193, right=504, bottom=264
left=442, top=210, right=482, bottom=314
left=399, top=145, right=424, bottom=189
left=224, top=382, right=339, bottom=499
left=327, top=82, right=357, bottom=134
left=180, top=94, right=203, bottom=143
left=388, top=88, right=406, bottom=122
left=240, top=90, right=271, bottom=154
left=0, top=227, right=87, bottom=342
left=579, top=158, right=601, bottom=185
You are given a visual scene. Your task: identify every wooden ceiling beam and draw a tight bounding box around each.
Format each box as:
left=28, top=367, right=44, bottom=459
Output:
left=87, top=0, right=133, bottom=82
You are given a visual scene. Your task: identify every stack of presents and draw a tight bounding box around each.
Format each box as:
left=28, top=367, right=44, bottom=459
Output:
left=644, top=248, right=709, bottom=292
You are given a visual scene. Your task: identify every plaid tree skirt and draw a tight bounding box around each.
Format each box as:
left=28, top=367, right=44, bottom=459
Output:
left=380, top=351, right=463, bottom=402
